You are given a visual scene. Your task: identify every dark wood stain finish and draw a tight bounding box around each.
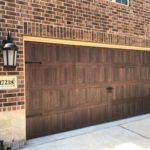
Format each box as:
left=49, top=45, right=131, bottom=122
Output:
left=25, top=42, right=150, bottom=139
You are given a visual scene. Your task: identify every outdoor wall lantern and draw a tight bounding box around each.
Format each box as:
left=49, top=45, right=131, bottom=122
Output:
left=0, top=31, right=18, bottom=68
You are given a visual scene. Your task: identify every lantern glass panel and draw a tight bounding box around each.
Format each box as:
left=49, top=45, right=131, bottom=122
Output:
left=2, top=50, right=7, bottom=66
left=14, top=50, right=17, bottom=66
left=8, top=49, right=14, bottom=66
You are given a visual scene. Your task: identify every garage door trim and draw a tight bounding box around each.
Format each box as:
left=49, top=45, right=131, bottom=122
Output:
left=23, top=36, right=150, bottom=51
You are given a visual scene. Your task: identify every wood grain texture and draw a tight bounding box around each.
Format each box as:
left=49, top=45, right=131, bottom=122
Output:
left=25, top=42, right=150, bottom=139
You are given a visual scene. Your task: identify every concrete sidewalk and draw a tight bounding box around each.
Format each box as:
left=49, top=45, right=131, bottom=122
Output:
left=22, top=114, right=150, bottom=150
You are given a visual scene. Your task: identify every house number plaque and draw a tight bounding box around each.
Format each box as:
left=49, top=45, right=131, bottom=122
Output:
left=0, top=76, right=17, bottom=90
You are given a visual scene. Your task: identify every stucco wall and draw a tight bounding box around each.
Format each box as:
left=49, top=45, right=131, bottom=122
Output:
left=0, top=110, right=26, bottom=149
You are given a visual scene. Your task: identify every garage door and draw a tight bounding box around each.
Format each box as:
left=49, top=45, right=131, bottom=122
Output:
left=25, top=41, right=150, bottom=139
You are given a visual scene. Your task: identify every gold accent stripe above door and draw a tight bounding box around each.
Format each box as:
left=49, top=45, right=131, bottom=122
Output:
left=23, top=36, right=150, bottom=51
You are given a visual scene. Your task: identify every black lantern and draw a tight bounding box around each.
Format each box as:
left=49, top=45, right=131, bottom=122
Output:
left=0, top=31, right=18, bottom=67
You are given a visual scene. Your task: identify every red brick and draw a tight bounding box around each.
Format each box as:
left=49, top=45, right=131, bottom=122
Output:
left=0, top=0, right=150, bottom=112
left=3, top=102, right=16, bottom=107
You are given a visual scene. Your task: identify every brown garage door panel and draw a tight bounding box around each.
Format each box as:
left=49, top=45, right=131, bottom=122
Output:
left=25, top=42, right=150, bottom=139
left=27, top=105, right=108, bottom=139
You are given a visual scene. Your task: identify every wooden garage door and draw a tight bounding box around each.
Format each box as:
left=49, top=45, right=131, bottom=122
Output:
left=25, top=42, right=150, bottom=139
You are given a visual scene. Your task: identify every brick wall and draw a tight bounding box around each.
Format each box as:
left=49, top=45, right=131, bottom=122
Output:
left=0, top=0, right=150, bottom=112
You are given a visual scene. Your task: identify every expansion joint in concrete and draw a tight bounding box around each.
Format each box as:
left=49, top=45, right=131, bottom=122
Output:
left=119, top=125, right=150, bottom=140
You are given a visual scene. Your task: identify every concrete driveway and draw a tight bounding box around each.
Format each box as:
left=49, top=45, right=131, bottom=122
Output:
left=22, top=114, right=150, bottom=150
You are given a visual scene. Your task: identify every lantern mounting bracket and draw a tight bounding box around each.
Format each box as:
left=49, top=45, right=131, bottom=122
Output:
left=2, top=31, right=13, bottom=45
